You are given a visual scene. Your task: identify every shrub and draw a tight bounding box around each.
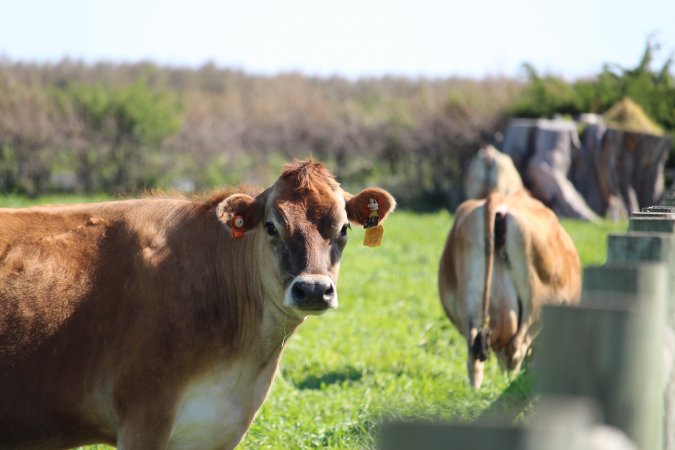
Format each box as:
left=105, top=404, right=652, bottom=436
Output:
left=49, top=77, right=182, bottom=193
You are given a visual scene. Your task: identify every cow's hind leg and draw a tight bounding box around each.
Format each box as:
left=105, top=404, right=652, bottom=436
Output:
left=506, top=320, right=528, bottom=373
left=508, top=318, right=541, bottom=373
left=503, top=219, right=533, bottom=375
left=467, top=327, right=485, bottom=389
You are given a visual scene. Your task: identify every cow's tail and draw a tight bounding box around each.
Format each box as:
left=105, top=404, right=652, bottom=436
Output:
left=473, top=193, right=497, bottom=362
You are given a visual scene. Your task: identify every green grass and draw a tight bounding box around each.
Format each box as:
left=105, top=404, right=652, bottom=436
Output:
left=559, top=218, right=627, bottom=266
left=0, top=196, right=626, bottom=449
left=240, top=212, right=626, bottom=449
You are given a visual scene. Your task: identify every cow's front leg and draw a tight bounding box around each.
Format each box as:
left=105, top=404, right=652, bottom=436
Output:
left=117, top=413, right=175, bottom=450
left=115, top=389, right=179, bottom=450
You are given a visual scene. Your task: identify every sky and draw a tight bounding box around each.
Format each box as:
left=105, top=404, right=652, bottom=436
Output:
left=1, top=0, right=674, bottom=80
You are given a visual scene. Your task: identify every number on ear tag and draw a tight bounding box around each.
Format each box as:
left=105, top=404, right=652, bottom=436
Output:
left=231, top=215, right=246, bottom=239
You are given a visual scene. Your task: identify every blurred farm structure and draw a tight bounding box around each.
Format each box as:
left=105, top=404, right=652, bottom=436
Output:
left=491, top=106, right=671, bottom=221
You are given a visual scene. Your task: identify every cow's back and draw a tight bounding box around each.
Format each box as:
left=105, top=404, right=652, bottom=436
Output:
left=0, top=200, right=188, bottom=349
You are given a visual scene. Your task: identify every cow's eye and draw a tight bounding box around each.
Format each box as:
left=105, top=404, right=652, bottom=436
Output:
left=265, top=222, right=279, bottom=237
left=340, top=224, right=350, bottom=237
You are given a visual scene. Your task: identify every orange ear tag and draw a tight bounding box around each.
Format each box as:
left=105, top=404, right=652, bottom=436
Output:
left=231, top=215, right=246, bottom=239
left=363, top=198, right=384, bottom=247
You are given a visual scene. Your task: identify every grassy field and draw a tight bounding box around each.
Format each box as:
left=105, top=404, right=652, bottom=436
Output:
left=0, top=196, right=626, bottom=449
left=239, top=212, right=625, bottom=449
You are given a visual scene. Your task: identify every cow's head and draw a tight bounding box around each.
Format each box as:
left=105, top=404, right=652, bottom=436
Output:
left=216, top=160, right=395, bottom=317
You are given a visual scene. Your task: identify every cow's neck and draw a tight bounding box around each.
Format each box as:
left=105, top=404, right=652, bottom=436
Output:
left=259, top=291, right=304, bottom=365
left=250, top=229, right=305, bottom=363
left=209, top=225, right=304, bottom=363
left=168, top=226, right=304, bottom=449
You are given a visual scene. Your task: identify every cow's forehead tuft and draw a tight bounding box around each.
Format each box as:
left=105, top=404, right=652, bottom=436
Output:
left=278, top=160, right=340, bottom=192
left=272, top=160, right=343, bottom=212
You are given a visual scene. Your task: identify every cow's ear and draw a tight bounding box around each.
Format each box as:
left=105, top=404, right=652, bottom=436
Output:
left=345, top=188, right=396, bottom=226
left=216, top=193, right=264, bottom=238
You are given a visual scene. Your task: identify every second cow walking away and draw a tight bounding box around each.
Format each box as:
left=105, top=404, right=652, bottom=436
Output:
left=438, top=190, right=581, bottom=388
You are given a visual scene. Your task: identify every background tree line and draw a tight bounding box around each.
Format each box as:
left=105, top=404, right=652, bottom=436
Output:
left=0, top=41, right=672, bottom=210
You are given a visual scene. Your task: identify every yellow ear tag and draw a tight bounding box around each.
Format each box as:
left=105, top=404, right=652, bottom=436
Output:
left=364, top=225, right=384, bottom=247
left=363, top=198, right=383, bottom=247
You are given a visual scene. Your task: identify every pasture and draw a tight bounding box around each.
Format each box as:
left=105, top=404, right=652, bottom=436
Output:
left=0, top=195, right=626, bottom=449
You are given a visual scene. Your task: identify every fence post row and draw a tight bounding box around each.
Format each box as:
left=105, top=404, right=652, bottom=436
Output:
left=381, top=199, right=675, bottom=450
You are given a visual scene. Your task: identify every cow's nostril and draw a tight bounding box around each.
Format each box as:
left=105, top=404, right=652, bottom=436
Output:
left=292, top=283, right=306, bottom=301
left=323, top=284, right=335, bottom=300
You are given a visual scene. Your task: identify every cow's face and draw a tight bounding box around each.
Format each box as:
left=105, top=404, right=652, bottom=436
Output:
left=216, top=161, right=395, bottom=317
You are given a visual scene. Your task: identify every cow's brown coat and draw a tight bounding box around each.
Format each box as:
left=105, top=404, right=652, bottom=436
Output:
left=0, top=160, right=395, bottom=449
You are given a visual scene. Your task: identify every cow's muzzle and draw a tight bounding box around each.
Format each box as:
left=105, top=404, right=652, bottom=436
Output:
left=285, top=275, right=338, bottom=314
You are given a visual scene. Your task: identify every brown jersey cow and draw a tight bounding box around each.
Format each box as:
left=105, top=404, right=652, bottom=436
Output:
left=438, top=191, right=580, bottom=388
left=0, top=160, right=395, bottom=449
